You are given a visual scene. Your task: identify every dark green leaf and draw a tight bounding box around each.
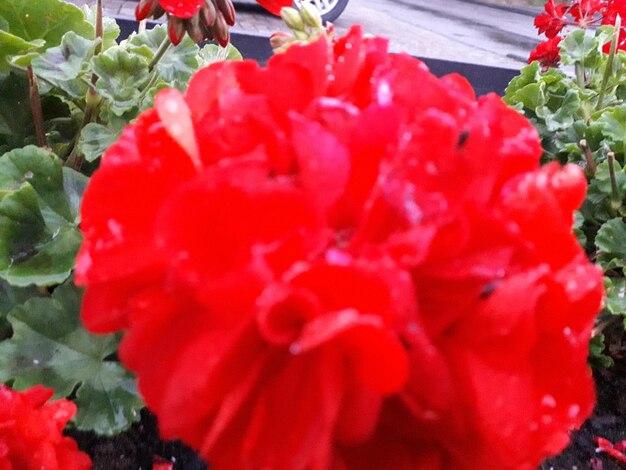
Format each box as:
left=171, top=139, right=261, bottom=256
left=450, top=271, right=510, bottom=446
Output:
left=0, top=146, right=85, bottom=286
left=0, top=280, right=143, bottom=434
left=596, top=217, right=626, bottom=257
left=589, top=333, right=614, bottom=368
left=0, top=0, right=93, bottom=71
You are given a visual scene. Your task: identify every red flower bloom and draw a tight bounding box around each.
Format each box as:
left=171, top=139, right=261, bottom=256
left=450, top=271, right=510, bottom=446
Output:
left=569, top=0, right=605, bottom=25
left=0, top=385, right=91, bottom=470
left=529, top=36, right=563, bottom=68
left=77, top=26, right=603, bottom=470
left=535, top=0, right=569, bottom=38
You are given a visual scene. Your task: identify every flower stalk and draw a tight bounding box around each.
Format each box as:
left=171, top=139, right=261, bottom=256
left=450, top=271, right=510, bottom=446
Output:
left=148, top=35, right=173, bottom=72
left=607, top=152, right=622, bottom=211
left=27, top=66, right=47, bottom=148
left=598, top=15, right=621, bottom=110
left=580, top=139, right=596, bottom=177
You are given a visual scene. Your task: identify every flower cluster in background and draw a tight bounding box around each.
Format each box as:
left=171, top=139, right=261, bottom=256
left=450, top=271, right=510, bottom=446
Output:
left=530, top=0, right=626, bottom=67
left=0, top=385, right=91, bottom=470
left=76, top=25, right=603, bottom=469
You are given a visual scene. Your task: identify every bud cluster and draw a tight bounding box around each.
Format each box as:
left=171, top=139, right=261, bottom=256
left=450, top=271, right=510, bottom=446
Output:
left=135, top=0, right=236, bottom=46
left=271, top=3, right=332, bottom=53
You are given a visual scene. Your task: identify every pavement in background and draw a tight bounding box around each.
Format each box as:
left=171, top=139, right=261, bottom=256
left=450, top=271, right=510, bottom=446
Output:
left=69, top=0, right=543, bottom=69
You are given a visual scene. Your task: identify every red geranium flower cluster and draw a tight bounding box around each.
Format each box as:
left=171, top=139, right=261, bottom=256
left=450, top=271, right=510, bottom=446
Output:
left=0, top=385, right=91, bottom=470
left=135, top=0, right=291, bottom=45
left=531, top=0, right=626, bottom=67
left=77, top=26, right=603, bottom=469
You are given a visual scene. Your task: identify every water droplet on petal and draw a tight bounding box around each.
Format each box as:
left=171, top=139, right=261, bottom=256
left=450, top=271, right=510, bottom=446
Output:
left=568, top=404, right=580, bottom=419
left=541, top=394, right=557, bottom=408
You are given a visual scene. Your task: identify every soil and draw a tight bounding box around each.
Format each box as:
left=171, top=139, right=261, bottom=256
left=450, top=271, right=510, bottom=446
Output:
left=68, top=362, right=626, bottom=470
left=66, top=410, right=207, bottom=470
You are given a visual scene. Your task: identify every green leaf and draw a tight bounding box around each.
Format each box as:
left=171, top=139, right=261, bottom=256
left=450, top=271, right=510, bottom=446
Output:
left=588, top=159, right=626, bottom=205
left=91, top=46, right=150, bottom=116
left=589, top=333, right=614, bottom=368
left=0, top=280, right=39, bottom=317
left=0, top=31, right=41, bottom=76
left=605, top=277, right=626, bottom=316
left=574, top=210, right=587, bottom=247
left=504, top=61, right=542, bottom=102
left=509, top=82, right=546, bottom=112
left=198, top=43, right=243, bottom=66
left=30, top=32, right=92, bottom=99
left=0, top=280, right=144, bottom=435
left=77, top=123, right=119, bottom=162
left=595, top=217, right=626, bottom=271
left=596, top=217, right=626, bottom=256
left=597, top=105, right=626, bottom=144
left=561, top=30, right=600, bottom=64
left=0, top=146, right=85, bottom=286
left=537, top=88, right=581, bottom=132
left=126, top=25, right=199, bottom=89
left=0, top=280, right=39, bottom=340
left=0, top=0, right=93, bottom=71
left=0, top=72, right=31, bottom=139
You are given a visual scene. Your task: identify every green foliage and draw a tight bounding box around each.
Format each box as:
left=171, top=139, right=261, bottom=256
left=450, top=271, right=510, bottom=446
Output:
left=505, top=25, right=626, bottom=364
left=0, top=280, right=144, bottom=435
left=0, top=4, right=244, bottom=439
left=92, top=46, right=151, bottom=116
left=0, top=146, right=85, bottom=286
left=0, top=0, right=93, bottom=74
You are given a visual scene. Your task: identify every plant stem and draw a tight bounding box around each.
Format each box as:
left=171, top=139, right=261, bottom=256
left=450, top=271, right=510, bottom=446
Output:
left=607, top=152, right=622, bottom=212
left=27, top=66, right=48, bottom=148
left=148, top=35, right=172, bottom=72
left=66, top=0, right=104, bottom=171
left=575, top=61, right=585, bottom=89
left=598, top=15, right=621, bottom=110
left=580, top=139, right=596, bottom=177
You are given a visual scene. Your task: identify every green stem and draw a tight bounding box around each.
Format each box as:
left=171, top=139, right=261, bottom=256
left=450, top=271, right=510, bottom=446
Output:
left=65, top=0, right=104, bottom=171
left=598, top=16, right=621, bottom=110
left=148, top=35, right=173, bottom=72
left=607, top=152, right=622, bottom=212
left=138, top=71, right=160, bottom=106
left=579, top=139, right=596, bottom=177
left=575, top=61, right=586, bottom=89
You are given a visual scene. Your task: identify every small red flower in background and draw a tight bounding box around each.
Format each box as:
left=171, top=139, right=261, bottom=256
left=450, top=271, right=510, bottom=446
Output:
left=532, top=0, right=626, bottom=64
left=135, top=0, right=291, bottom=45
left=77, top=25, right=603, bottom=470
left=535, top=0, right=569, bottom=37
left=529, top=36, right=563, bottom=67
left=0, top=385, right=91, bottom=470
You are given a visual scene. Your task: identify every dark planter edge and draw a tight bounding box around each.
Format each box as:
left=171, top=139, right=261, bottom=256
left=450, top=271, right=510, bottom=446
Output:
left=114, top=16, right=518, bottom=96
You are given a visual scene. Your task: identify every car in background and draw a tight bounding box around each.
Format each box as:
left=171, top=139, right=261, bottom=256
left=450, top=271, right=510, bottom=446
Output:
left=294, top=0, right=349, bottom=22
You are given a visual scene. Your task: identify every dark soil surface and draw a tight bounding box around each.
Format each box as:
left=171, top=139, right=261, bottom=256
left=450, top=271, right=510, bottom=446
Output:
left=66, top=409, right=206, bottom=470
left=68, top=362, right=626, bottom=470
